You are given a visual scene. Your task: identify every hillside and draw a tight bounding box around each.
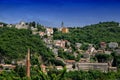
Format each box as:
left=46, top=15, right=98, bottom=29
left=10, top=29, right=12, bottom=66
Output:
left=53, top=21, right=120, bottom=45
left=0, top=27, right=54, bottom=64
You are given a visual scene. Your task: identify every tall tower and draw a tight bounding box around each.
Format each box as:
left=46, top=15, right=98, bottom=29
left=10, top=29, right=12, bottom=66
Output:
left=61, top=21, right=64, bottom=27
left=26, top=49, right=30, bottom=78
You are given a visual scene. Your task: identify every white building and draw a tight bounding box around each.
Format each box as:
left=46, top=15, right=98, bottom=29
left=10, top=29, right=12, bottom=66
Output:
left=15, top=21, right=29, bottom=29
left=0, top=23, right=3, bottom=27
left=7, top=24, right=13, bottom=27
left=108, top=42, right=118, bottom=49
left=46, top=28, right=53, bottom=37
left=54, top=40, right=66, bottom=48
left=76, top=43, right=82, bottom=49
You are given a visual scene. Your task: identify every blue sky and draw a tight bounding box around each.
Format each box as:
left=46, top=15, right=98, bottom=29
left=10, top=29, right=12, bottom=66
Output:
left=0, top=0, right=120, bottom=27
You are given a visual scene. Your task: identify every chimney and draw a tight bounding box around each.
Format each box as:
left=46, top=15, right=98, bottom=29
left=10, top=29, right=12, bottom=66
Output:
left=26, top=49, right=30, bottom=78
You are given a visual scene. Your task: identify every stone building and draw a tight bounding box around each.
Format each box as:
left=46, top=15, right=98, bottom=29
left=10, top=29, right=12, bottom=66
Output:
left=77, top=63, right=108, bottom=72
left=15, top=21, right=29, bottom=29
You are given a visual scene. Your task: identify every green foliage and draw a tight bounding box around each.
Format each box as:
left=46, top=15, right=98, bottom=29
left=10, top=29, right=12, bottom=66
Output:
left=14, top=65, right=26, bottom=78
left=53, top=21, right=120, bottom=47
left=37, top=24, right=45, bottom=31
left=0, top=27, right=54, bottom=64
left=58, top=49, right=75, bottom=60
left=64, top=70, right=120, bottom=80
left=31, top=53, right=40, bottom=65
left=95, top=53, right=113, bottom=62
left=80, top=43, right=89, bottom=50
left=75, top=54, right=83, bottom=62
left=38, top=67, right=66, bottom=80
left=49, top=58, right=65, bottom=66
left=111, top=52, right=120, bottom=68
left=0, top=70, right=21, bottom=80
left=29, top=21, right=36, bottom=27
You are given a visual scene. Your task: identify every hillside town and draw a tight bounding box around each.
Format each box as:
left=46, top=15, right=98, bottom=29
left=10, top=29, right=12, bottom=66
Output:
left=0, top=21, right=119, bottom=75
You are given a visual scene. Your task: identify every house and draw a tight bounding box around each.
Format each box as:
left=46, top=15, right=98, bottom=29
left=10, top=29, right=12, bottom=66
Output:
left=31, top=27, right=38, bottom=31
left=15, top=21, right=29, bottom=29
left=65, top=60, right=76, bottom=64
left=64, top=47, right=72, bottom=53
left=41, top=64, right=47, bottom=73
left=52, top=48, right=58, bottom=56
left=56, top=57, right=64, bottom=63
left=108, top=42, right=118, bottom=49
left=54, top=40, right=70, bottom=48
left=80, top=58, right=89, bottom=63
left=105, top=51, right=112, bottom=55
left=75, top=43, right=82, bottom=49
left=46, top=44, right=53, bottom=49
left=0, top=23, right=3, bottom=27
left=43, top=38, right=52, bottom=44
left=97, top=50, right=104, bottom=53
left=39, top=31, right=46, bottom=37
left=17, top=60, right=26, bottom=66
left=32, top=32, right=38, bottom=35
left=65, top=60, right=77, bottom=71
left=46, top=28, right=53, bottom=37
left=0, top=64, right=16, bottom=70
left=83, top=52, right=90, bottom=58
left=100, top=42, right=107, bottom=49
left=62, top=27, right=69, bottom=33
left=54, top=40, right=66, bottom=48
left=87, top=46, right=97, bottom=54
left=66, top=64, right=74, bottom=71
left=56, top=66, right=63, bottom=70
left=7, top=24, right=14, bottom=27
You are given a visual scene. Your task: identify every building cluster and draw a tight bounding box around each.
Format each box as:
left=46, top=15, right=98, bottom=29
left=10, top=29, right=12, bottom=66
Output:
left=41, top=40, right=119, bottom=72
left=39, top=40, right=119, bottom=73
left=0, top=21, right=120, bottom=75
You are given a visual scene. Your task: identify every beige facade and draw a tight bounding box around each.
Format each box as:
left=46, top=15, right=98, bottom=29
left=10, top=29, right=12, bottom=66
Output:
left=62, top=27, right=69, bottom=33
left=77, top=63, right=108, bottom=72
left=46, top=28, right=53, bottom=36
left=54, top=40, right=66, bottom=48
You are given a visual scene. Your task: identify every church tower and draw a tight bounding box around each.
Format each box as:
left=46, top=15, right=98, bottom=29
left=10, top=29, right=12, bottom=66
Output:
left=61, top=22, right=69, bottom=33
left=26, top=49, right=30, bottom=78
left=61, top=21, right=64, bottom=28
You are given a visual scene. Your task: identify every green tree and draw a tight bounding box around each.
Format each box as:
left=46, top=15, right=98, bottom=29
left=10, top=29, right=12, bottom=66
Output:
left=95, top=53, right=113, bottom=63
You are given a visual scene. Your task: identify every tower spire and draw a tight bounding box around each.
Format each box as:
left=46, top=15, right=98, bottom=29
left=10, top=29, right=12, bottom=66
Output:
left=26, top=48, right=30, bottom=78
left=61, top=21, right=64, bottom=27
